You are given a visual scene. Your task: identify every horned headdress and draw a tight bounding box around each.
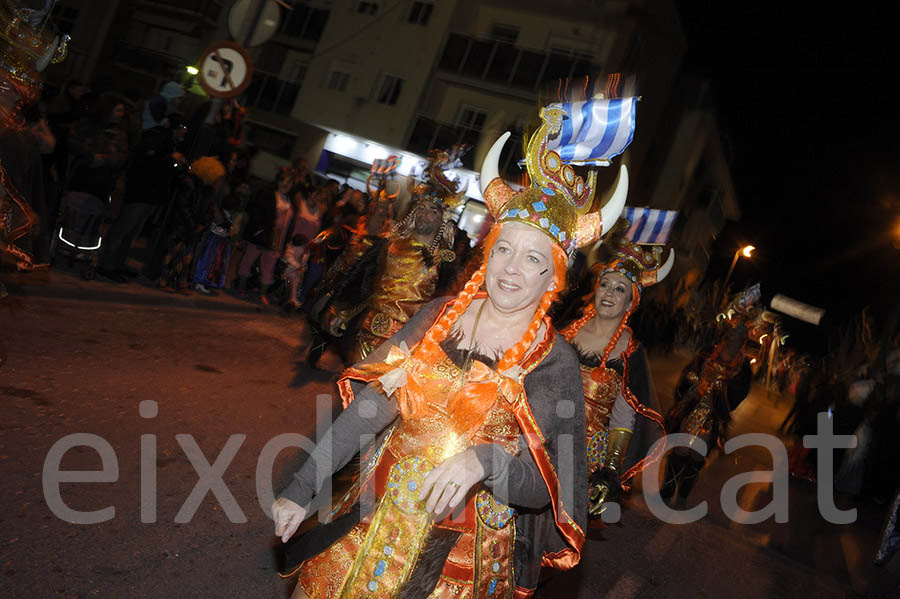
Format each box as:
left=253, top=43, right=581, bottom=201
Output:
left=479, top=98, right=640, bottom=255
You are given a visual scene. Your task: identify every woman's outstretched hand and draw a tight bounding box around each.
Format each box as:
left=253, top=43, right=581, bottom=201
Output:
left=272, top=497, right=308, bottom=543
left=419, top=448, right=486, bottom=516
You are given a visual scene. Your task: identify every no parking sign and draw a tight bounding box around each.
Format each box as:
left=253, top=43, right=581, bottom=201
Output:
left=196, top=41, right=254, bottom=99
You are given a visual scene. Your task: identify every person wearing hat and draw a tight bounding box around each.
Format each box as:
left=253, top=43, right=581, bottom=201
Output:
left=348, top=149, right=464, bottom=363
left=660, top=285, right=765, bottom=506
left=271, top=102, right=631, bottom=599
left=559, top=230, right=672, bottom=517
left=141, top=80, right=184, bottom=130
left=304, top=172, right=396, bottom=369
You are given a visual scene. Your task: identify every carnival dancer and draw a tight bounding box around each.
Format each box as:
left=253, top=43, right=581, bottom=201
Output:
left=559, top=228, right=672, bottom=517
left=660, top=285, right=765, bottom=506
left=305, top=164, right=397, bottom=368
left=349, top=148, right=465, bottom=363
left=0, top=0, right=68, bottom=273
left=271, top=103, right=630, bottom=598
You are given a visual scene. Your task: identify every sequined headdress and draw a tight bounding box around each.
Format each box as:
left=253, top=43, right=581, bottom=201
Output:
left=717, top=283, right=763, bottom=328
left=597, top=224, right=675, bottom=293
left=0, top=0, right=69, bottom=109
left=479, top=99, right=637, bottom=255
left=409, top=145, right=469, bottom=214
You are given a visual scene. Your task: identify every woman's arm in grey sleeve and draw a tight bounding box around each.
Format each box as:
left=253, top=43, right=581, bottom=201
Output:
left=279, top=386, right=398, bottom=506
left=469, top=441, right=551, bottom=509
left=279, top=297, right=452, bottom=505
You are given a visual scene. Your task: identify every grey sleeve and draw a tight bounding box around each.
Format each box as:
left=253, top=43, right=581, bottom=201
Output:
left=279, top=298, right=452, bottom=506
left=470, top=442, right=550, bottom=509
left=608, top=391, right=637, bottom=432
left=279, top=385, right=399, bottom=506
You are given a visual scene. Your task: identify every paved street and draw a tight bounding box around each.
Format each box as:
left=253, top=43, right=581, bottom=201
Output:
left=1, top=269, right=899, bottom=598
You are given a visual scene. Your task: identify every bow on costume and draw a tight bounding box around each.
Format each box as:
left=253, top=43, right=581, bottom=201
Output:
left=348, top=340, right=526, bottom=440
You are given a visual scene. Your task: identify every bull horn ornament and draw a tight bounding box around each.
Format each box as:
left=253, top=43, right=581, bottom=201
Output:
left=656, top=248, right=675, bottom=283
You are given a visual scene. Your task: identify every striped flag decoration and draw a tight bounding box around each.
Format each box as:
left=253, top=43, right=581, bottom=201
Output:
left=544, top=97, right=638, bottom=166
left=370, top=155, right=401, bottom=176
left=623, top=207, right=678, bottom=245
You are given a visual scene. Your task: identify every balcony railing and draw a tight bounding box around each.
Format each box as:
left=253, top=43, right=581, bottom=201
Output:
left=406, top=115, right=524, bottom=180
left=112, top=41, right=185, bottom=79
left=136, top=0, right=226, bottom=24
left=437, top=33, right=598, bottom=93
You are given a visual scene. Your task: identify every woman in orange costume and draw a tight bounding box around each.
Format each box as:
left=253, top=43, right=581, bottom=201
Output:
left=271, top=104, right=630, bottom=598
left=559, top=232, right=673, bottom=516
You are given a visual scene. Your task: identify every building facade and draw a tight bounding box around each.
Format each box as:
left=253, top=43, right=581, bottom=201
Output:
left=41, top=0, right=738, bottom=271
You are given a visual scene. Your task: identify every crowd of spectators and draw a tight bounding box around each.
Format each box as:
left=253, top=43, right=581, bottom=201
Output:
left=7, top=77, right=395, bottom=312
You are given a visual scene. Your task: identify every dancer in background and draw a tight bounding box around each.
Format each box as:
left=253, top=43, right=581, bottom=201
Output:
left=559, top=227, right=672, bottom=516
left=349, top=148, right=464, bottom=363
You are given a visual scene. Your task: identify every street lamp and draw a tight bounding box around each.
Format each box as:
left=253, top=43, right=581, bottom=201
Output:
left=718, top=245, right=755, bottom=308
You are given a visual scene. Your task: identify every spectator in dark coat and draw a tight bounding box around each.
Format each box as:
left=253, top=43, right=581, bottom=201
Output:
left=97, top=114, right=186, bottom=281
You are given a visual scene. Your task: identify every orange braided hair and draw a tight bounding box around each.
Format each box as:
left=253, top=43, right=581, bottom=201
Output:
left=398, top=223, right=567, bottom=434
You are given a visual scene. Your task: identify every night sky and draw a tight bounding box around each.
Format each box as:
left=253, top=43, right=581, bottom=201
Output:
left=672, top=2, right=900, bottom=351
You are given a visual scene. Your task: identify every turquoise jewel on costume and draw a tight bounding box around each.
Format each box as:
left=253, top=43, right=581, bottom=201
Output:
left=374, top=560, right=387, bottom=576
left=540, top=187, right=556, bottom=195
left=539, top=217, right=550, bottom=228
left=549, top=224, right=560, bottom=236
left=532, top=200, right=547, bottom=212
left=488, top=579, right=498, bottom=595
left=387, top=456, right=435, bottom=514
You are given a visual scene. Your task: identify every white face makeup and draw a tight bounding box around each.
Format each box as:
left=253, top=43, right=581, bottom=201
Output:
left=593, top=271, right=633, bottom=321
left=485, top=222, right=557, bottom=314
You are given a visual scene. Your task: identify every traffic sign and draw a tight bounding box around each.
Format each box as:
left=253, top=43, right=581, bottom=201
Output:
left=196, top=41, right=254, bottom=99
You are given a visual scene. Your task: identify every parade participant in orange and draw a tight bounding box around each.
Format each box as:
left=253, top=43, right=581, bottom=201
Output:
left=350, top=149, right=464, bottom=363
left=305, top=170, right=396, bottom=368
left=560, top=228, right=672, bottom=516
left=271, top=102, right=630, bottom=598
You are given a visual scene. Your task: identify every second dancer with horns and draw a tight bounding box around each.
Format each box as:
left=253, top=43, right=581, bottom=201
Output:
left=560, top=231, right=672, bottom=516
left=271, top=103, right=630, bottom=599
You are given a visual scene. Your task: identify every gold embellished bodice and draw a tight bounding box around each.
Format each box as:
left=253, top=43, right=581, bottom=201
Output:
left=390, top=354, right=520, bottom=463
left=370, top=237, right=439, bottom=325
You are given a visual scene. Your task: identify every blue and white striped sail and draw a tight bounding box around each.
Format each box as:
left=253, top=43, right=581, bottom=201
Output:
left=545, top=97, right=638, bottom=166
left=623, top=207, right=678, bottom=245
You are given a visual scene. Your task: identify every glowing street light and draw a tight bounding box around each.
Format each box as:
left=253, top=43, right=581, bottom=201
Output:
left=718, top=244, right=757, bottom=308
left=186, top=65, right=199, bottom=76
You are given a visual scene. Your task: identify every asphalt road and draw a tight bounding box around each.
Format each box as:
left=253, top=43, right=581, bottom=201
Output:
left=1, top=269, right=899, bottom=598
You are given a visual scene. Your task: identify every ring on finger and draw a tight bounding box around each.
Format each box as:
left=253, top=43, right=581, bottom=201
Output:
left=447, top=481, right=460, bottom=490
